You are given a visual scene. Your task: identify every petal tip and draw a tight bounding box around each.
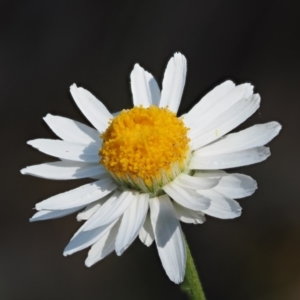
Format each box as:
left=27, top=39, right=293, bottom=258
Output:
left=252, top=93, right=261, bottom=102
left=170, top=273, right=184, bottom=284
left=174, top=52, right=186, bottom=59
left=273, top=121, right=283, bottom=133
left=115, top=249, right=123, bottom=256
left=133, top=63, right=141, bottom=69
left=174, top=53, right=187, bottom=65
left=20, top=168, right=26, bottom=175
left=26, top=139, right=37, bottom=147
left=224, top=79, right=235, bottom=85
left=265, top=147, right=271, bottom=156
left=76, top=215, right=83, bottom=222
left=70, top=83, right=77, bottom=90
left=43, top=113, right=54, bottom=122
left=85, top=259, right=93, bottom=268
left=35, top=203, right=41, bottom=210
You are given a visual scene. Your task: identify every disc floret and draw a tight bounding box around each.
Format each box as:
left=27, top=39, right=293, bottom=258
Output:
left=100, top=106, right=190, bottom=195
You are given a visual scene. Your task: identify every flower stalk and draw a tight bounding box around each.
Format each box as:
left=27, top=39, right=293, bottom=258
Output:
left=180, top=235, right=206, bottom=300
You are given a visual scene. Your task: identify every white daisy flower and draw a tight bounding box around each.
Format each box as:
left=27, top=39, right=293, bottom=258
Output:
left=21, top=53, right=281, bottom=284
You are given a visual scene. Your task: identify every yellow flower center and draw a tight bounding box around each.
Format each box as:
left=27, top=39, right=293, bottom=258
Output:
left=100, top=106, right=190, bottom=195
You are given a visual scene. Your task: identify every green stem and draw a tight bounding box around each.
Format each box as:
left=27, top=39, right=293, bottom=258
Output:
left=180, top=235, right=206, bottom=300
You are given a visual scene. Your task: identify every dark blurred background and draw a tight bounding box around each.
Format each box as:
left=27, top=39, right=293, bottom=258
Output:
left=1, top=0, right=299, bottom=299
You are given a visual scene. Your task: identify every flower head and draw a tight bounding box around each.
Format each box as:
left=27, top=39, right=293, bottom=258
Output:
left=21, top=53, right=281, bottom=283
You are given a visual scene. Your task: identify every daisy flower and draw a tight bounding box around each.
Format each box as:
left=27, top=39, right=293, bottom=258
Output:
left=21, top=53, right=281, bottom=284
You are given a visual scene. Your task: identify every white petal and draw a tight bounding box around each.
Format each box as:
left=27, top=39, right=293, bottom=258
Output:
left=163, top=181, right=210, bottom=211
left=193, top=170, right=227, bottom=178
left=190, top=146, right=270, bottom=170
left=27, top=139, right=100, bottom=162
left=159, top=53, right=187, bottom=113
left=196, top=122, right=282, bottom=156
left=214, top=173, right=257, bottom=199
left=36, top=177, right=117, bottom=210
left=30, top=206, right=84, bottom=222
left=112, top=111, right=120, bottom=117
left=21, top=161, right=106, bottom=180
left=83, top=190, right=136, bottom=231
left=150, top=195, right=186, bottom=284
left=186, top=83, right=253, bottom=130
left=64, top=219, right=118, bottom=256
left=130, top=64, right=161, bottom=107
left=199, top=190, right=242, bottom=219
left=139, top=214, right=154, bottom=247
left=85, top=220, right=121, bottom=267
left=184, top=80, right=236, bottom=126
left=172, top=202, right=205, bottom=224
left=190, top=94, right=260, bottom=150
left=174, top=173, right=220, bottom=190
left=76, top=194, right=111, bottom=221
left=70, top=84, right=112, bottom=132
left=115, top=193, right=149, bottom=255
left=43, top=114, right=101, bottom=144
